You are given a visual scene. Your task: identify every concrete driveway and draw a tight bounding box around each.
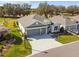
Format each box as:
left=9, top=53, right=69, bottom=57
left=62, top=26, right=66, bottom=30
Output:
left=27, top=35, right=64, bottom=57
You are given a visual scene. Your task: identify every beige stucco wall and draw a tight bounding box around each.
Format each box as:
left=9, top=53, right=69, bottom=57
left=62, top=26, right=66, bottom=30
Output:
left=18, top=22, right=25, bottom=34
left=51, top=24, right=60, bottom=33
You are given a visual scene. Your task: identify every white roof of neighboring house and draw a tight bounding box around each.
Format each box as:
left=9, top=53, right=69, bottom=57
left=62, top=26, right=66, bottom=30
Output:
left=50, top=15, right=66, bottom=24
left=17, top=14, right=51, bottom=28
left=50, top=15, right=76, bottom=27
left=70, top=15, right=79, bottom=22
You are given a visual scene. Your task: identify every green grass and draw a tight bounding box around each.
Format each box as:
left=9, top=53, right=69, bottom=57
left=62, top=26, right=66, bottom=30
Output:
left=56, top=35, right=79, bottom=44
left=0, top=17, right=22, bottom=41
left=4, top=40, right=32, bottom=57
left=11, top=28, right=22, bottom=39
left=0, top=17, right=16, bottom=24
left=1, top=17, right=22, bottom=39
left=63, top=13, right=78, bottom=16
left=0, top=17, right=32, bottom=57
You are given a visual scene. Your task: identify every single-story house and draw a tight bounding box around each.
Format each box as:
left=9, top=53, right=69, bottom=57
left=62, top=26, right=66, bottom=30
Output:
left=50, top=15, right=79, bottom=34
left=49, top=15, right=78, bottom=34
left=17, top=14, right=60, bottom=37
left=50, top=15, right=75, bottom=29
left=66, top=15, right=79, bottom=34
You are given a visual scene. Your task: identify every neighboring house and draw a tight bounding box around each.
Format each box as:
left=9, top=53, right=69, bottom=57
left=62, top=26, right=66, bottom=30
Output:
left=66, top=15, right=79, bottom=34
left=50, top=15, right=66, bottom=29
left=17, top=14, right=60, bottom=37
left=50, top=15, right=75, bottom=29
left=50, top=15, right=79, bottom=34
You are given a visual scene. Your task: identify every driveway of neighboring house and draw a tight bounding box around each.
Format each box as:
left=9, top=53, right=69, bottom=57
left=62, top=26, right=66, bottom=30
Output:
left=27, top=34, right=64, bottom=57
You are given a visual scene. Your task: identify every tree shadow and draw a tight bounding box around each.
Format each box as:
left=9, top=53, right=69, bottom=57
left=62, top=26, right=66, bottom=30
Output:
left=51, top=30, right=72, bottom=39
left=12, top=34, right=22, bottom=45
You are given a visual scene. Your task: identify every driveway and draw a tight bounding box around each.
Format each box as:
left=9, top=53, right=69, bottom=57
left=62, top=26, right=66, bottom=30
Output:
left=27, top=35, right=64, bottom=57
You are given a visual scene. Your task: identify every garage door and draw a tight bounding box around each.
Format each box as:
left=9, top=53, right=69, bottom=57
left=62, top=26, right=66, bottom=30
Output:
left=41, top=28, right=46, bottom=34
left=27, top=29, right=40, bottom=37
left=27, top=28, right=46, bottom=37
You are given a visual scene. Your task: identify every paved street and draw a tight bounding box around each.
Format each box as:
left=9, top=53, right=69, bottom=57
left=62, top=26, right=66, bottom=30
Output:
left=31, top=40, right=79, bottom=57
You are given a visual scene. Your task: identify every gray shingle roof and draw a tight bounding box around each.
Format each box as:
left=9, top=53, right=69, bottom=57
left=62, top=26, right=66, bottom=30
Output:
left=17, top=14, right=49, bottom=28
left=50, top=15, right=76, bottom=26
left=71, top=15, right=79, bottom=22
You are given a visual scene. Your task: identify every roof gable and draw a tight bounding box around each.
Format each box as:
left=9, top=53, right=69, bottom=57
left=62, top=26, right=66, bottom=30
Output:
left=27, top=20, right=46, bottom=28
left=17, top=14, right=47, bottom=28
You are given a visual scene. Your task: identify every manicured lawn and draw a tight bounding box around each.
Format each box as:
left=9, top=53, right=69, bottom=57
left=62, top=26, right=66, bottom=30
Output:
left=4, top=40, right=32, bottom=57
left=0, top=18, right=16, bottom=24
left=63, top=13, right=77, bottom=16
left=0, top=17, right=32, bottom=57
left=56, top=35, right=79, bottom=44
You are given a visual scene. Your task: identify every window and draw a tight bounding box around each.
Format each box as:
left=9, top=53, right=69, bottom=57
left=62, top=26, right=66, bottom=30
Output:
left=77, top=24, right=79, bottom=29
left=54, top=26, right=58, bottom=30
left=72, top=25, right=76, bottom=29
left=66, top=26, right=69, bottom=30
